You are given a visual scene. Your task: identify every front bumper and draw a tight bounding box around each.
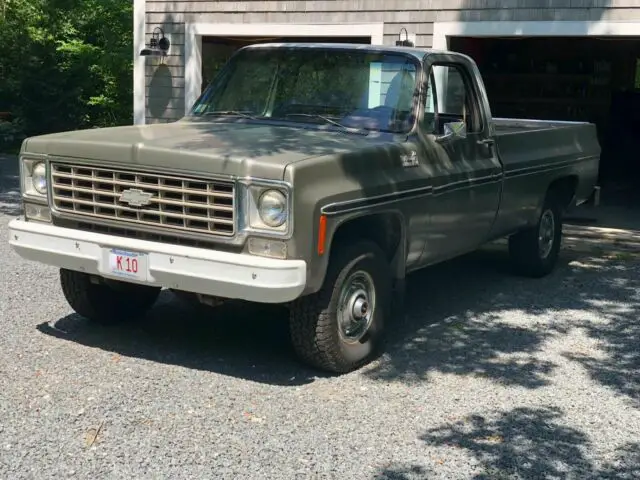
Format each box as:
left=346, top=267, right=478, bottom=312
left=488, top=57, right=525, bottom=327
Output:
left=8, top=218, right=307, bottom=303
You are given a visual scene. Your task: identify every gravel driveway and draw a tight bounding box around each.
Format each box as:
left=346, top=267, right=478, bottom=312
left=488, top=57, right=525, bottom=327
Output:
left=1, top=155, right=639, bottom=479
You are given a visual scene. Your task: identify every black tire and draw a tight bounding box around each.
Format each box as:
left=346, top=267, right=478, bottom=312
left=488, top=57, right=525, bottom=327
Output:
left=60, top=269, right=161, bottom=325
left=289, top=240, right=392, bottom=374
left=508, top=190, right=564, bottom=278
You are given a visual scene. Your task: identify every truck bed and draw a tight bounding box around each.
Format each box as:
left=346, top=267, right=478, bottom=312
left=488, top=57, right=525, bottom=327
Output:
left=491, top=117, right=601, bottom=167
left=488, top=116, right=601, bottom=236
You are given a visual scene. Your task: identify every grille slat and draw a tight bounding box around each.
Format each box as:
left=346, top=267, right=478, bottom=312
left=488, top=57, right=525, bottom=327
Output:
left=51, top=172, right=234, bottom=198
left=51, top=163, right=236, bottom=237
left=51, top=185, right=234, bottom=211
left=54, top=197, right=235, bottom=224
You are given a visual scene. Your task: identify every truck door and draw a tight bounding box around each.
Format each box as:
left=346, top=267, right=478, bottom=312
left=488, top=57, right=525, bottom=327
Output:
left=413, top=56, right=502, bottom=264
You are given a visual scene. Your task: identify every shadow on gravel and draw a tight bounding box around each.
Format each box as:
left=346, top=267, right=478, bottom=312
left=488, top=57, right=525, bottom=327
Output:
left=373, top=465, right=432, bottom=480
left=37, top=291, right=326, bottom=386
left=364, top=247, right=562, bottom=388
left=562, top=262, right=640, bottom=407
left=373, top=407, right=640, bottom=479
left=421, top=407, right=592, bottom=478
left=364, top=247, right=640, bottom=404
left=0, top=155, right=21, bottom=216
left=35, top=244, right=640, bottom=392
left=35, top=246, right=556, bottom=387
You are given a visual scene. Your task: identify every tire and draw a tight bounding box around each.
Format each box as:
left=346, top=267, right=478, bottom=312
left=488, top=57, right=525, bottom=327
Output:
left=60, top=269, right=161, bottom=325
left=508, top=190, right=563, bottom=278
left=289, top=241, right=392, bottom=374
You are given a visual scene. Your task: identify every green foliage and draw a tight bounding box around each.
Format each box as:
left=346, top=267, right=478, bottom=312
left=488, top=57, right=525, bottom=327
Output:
left=0, top=118, right=26, bottom=152
left=0, top=0, right=133, bottom=146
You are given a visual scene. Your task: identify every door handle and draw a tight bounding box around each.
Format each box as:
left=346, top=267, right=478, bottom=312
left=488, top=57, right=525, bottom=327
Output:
left=477, top=139, right=495, bottom=146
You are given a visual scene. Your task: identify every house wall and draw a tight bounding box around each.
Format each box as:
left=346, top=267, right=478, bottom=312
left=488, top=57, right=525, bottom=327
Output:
left=140, top=0, right=640, bottom=124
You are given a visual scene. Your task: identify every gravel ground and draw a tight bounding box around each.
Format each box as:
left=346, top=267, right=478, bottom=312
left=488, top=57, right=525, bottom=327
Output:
left=1, top=154, right=639, bottom=479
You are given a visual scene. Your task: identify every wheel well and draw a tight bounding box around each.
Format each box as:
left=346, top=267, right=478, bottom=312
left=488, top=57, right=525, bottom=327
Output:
left=547, top=175, right=578, bottom=211
left=330, top=213, right=403, bottom=267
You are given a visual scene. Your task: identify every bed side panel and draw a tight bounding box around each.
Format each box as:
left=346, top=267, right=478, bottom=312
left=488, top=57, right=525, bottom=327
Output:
left=490, top=122, right=600, bottom=238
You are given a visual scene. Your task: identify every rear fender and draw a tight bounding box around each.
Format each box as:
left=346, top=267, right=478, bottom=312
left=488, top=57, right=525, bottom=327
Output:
left=536, top=175, right=579, bottom=218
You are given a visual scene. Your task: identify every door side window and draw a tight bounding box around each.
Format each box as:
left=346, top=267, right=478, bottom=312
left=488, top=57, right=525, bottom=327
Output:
left=424, top=64, right=482, bottom=135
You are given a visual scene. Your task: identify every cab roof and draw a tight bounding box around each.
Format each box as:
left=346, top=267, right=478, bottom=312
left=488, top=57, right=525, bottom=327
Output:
left=239, top=42, right=448, bottom=61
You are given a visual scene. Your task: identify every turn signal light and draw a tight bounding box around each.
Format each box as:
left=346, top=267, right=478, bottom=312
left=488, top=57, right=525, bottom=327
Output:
left=25, top=203, right=52, bottom=223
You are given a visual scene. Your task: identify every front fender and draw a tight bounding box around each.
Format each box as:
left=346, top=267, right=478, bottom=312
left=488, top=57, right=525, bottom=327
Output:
left=301, top=207, right=408, bottom=296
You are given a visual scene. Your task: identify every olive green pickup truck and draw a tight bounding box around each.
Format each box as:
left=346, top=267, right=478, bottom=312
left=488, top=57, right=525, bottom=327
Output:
left=8, top=43, right=600, bottom=373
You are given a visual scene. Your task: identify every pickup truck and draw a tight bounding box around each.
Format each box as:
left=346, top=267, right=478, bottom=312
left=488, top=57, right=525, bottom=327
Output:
left=8, top=43, right=600, bottom=373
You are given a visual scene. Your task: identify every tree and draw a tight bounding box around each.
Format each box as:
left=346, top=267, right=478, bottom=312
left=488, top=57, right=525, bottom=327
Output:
left=0, top=0, right=133, bottom=149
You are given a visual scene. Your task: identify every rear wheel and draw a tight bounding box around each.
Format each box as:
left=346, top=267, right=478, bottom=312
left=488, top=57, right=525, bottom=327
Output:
left=508, top=191, right=563, bottom=278
left=60, top=269, right=161, bottom=325
left=289, top=241, right=391, bottom=373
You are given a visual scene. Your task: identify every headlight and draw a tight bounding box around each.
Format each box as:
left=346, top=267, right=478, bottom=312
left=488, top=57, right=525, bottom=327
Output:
left=21, top=157, right=48, bottom=200
left=258, top=190, right=287, bottom=227
left=243, top=182, right=291, bottom=237
left=32, top=162, right=47, bottom=195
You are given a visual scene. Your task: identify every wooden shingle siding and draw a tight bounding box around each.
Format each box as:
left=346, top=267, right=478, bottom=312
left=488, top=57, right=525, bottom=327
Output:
left=143, top=0, right=640, bottom=123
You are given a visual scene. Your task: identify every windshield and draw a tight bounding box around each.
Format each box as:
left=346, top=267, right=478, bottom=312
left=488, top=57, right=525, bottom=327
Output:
left=189, top=47, right=420, bottom=133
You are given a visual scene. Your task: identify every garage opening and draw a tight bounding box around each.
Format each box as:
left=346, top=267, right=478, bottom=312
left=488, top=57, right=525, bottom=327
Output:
left=450, top=36, right=640, bottom=203
left=201, top=35, right=371, bottom=90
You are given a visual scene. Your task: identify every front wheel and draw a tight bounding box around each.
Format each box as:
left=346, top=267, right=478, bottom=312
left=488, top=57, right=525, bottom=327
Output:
left=289, top=241, right=392, bottom=374
left=508, top=192, right=563, bottom=278
left=60, top=269, right=161, bottom=325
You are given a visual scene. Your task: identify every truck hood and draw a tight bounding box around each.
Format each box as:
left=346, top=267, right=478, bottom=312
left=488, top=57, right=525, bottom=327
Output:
left=23, top=120, right=389, bottom=180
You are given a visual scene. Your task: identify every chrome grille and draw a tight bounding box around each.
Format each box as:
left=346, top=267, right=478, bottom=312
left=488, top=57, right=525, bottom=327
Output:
left=50, top=163, right=235, bottom=236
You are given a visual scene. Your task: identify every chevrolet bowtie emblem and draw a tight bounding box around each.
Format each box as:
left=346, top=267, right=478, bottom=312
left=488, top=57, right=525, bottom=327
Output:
left=118, top=188, right=153, bottom=207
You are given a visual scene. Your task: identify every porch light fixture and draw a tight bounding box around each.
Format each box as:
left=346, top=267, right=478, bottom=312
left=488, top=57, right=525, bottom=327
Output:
left=396, top=27, right=414, bottom=47
left=140, top=27, right=171, bottom=56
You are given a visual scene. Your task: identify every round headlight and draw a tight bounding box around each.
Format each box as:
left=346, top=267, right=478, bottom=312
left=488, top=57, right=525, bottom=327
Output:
left=258, top=190, right=287, bottom=228
left=32, top=162, right=47, bottom=195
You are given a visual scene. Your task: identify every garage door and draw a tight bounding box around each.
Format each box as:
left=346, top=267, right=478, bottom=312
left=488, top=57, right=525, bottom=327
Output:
left=450, top=36, right=640, bottom=195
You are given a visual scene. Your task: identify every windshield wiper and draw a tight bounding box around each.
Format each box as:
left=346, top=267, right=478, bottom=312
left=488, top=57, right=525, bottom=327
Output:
left=202, top=110, right=257, bottom=119
left=283, top=113, right=367, bottom=135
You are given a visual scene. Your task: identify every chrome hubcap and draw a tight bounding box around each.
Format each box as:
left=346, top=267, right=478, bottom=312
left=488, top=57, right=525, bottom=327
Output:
left=337, top=271, right=376, bottom=344
left=538, top=210, right=555, bottom=259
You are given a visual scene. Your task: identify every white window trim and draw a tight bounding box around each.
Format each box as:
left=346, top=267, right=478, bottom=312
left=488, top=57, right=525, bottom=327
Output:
left=133, top=0, right=146, bottom=125
left=183, top=22, right=386, bottom=116
left=433, top=20, right=640, bottom=51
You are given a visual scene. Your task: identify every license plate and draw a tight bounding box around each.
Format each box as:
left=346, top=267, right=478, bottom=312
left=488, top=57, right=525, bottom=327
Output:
left=107, top=248, right=148, bottom=281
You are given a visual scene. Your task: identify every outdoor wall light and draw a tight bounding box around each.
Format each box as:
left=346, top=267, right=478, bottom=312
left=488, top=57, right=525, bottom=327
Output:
left=140, top=27, right=171, bottom=56
left=396, top=27, right=414, bottom=47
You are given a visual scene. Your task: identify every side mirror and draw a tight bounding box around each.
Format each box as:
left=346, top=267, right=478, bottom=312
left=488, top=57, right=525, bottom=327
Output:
left=436, top=121, right=467, bottom=143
